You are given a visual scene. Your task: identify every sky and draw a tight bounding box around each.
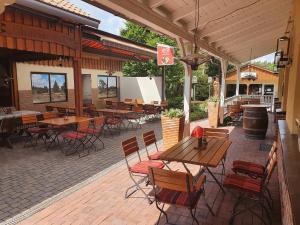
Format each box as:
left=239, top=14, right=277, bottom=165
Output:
left=69, top=0, right=274, bottom=62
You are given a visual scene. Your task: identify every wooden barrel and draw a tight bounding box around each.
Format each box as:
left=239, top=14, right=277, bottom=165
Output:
left=243, top=105, right=268, bottom=139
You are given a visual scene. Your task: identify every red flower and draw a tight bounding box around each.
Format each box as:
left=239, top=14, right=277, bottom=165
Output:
left=191, top=126, right=204, bottom=138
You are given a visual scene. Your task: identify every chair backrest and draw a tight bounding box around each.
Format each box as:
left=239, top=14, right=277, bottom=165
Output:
left=264, top=151, right=277, bottom=185
left=45, top=105, right=54, bottom=112
left=0, top=117, right=15, bottom=133
left=132, top=105, right=144, bottom=113
left=143, top=130, right=157, bottom=147
left=204, top=128, right=229, bottom=139
left=21, top=114, right=37, bottom=125
left=77, top=120, right=90, bottom=131
left=121, top=137, right=140, bottom=159
left=94, top=116, right=105, bottom=128
left=136, top=98, right=144, bottom=104
left=149, top=167, right=194, bottom=192
left=57, top=107, right=67, bottom=114
left=43, top=112, right=58, bottom=120
left=144, top=104, right=155, bottom=111
left=118, top=102, right=131, bottom=110
left=105, top=101, right=113, bottom=109
left=125, top=98, right=132, bottom=103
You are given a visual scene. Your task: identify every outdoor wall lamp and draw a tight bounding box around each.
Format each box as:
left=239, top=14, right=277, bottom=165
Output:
left=274, top=36, right=291, bottom=69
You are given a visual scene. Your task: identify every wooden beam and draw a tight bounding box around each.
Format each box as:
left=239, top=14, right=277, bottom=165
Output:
left=147, top=0, right=167, bottom=8
left=197, top=0, right=290, bottom=37
left=171, top=0, right=211, bottom=22
left=84, top=0, right=240, bottom=64
left=73, top=58, right=83, bottom=115
left=236, top=65, right=241, bottom=96
left=11, top=61, right=19, bottom=110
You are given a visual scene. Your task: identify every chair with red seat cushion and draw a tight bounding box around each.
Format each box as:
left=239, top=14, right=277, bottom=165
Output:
left=62, top=120, right=90, bottom=157
left=79, top=116, right=105, bottom=151
left=232, top=142, right=277, bottom=179
left=22, top=114, right=50, bottom=147
left=149, top=167, right=214, bottom=225
left=142, top=130, right=164, bottom=160
left=121, top=136, right=164, bottom=204
left=224, top=152, right=277, bottom=225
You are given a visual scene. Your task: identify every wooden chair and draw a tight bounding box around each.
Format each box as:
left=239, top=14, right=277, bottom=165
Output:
left=0, top=117, right=15, bottom=148
left=121, top=137, right=164, bottom=203
left=45, top=105, right=54, bottom=112
left=136, top=98, right=144, bottom=104
left=143, top=130, right=163, bottom=160
left=105, top=100, right=113, bottom=109
left=62, top=120, right=90, bottom=157
left=78, top=116, right=105, bottom=151
left=232, top=141, right=277, bottom=179
left=144, top=104, right=158, bottom=120
left=224, top=151, right=277, bottom=225
left=43, top=111, right=58, bottom=120
left=57, top=107, right=67, bottom=117
left=149, top=167, right=214, bottom=225
left=124, top=98, right=132, bottom=103
left=204, top=128, right=229, bottom=176
left=21, top=114, right=49, bottom=147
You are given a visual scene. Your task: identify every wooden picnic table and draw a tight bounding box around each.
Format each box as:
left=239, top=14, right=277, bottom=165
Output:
left=160, top=136, right=232, bottom=192
left=50, top=105, right=88, bottom=111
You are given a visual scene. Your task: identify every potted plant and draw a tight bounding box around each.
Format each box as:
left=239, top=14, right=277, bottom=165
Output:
left=161, top=108, right=185, bottom=149
left=207, top=96, right=219, bottom=128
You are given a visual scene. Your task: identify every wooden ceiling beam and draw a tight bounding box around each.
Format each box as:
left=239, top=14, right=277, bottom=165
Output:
left=205, top=10, right=289, bottom=43
left=84, top=0, right=240, bottom=64
left=147, top=0, right=168, bottom=9
left=213, top=21, right=287, bottom=48
left=171, top=0, right=211, bottom=22
left=195, top=0, right=290, bottom=36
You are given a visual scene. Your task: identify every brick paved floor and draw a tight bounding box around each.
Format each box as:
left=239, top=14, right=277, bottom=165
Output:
left=0, top=120, right=163, bottom=223
left=2, top=116, right=281, bottom=225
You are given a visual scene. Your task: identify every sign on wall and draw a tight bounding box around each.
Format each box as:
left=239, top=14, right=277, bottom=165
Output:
left=157, top=44, right=174, bottom=66
left=241, top=72, right=257, bottom=78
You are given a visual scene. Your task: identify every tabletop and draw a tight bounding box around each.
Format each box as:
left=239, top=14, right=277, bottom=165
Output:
left=241, top=104, right=269, bottom=108
left=159, top=136, right=232, bottom=167
left=39, top=116, right=91, bottom=126
left=96, top=108, right=132, bottom=114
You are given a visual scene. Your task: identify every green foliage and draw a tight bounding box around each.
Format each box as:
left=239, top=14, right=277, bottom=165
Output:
left=252, top=61, right=276, bottom=71
left=120, top=21, right=184, bottom=99
left=163, top=108, right=184, bottom=118
left=167, top=96, right=183, bottom=109
left=208, top=96, right=220, bottom=102
left=190, top=102, right=208, bottom=121
left=192, top=66, right=209, bottom=100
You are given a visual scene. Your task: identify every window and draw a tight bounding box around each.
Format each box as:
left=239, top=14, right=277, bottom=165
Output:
left=226, top=84, right=236, bottom=98
left=249, top=84, right=262, bottom=95
left=31, top=73, right=67, bottom=103
left=97, top=75, right=117, bottom=98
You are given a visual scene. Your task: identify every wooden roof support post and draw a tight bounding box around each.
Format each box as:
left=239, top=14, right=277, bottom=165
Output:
left=236, top=65, right=241, bottom=97
left=220, top=58, right=228, bottom=124
left=73, top=58, right=83, bottom=115
left=177, top=38, right=192, bottom=137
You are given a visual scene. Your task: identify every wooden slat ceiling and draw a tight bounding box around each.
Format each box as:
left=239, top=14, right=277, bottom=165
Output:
left=84, top=0, right=293, bottom=64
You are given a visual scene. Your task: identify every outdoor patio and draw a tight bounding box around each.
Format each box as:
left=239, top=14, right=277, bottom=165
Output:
left=0, top=115, right=281, bottom=225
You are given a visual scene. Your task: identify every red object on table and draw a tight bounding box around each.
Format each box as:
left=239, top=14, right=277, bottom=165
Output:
left=191, top=126, right=204, bottom=138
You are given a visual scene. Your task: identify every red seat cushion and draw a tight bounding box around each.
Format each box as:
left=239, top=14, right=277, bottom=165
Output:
left=28, top=127, right=49, bottom=134
left=79, top=128, right=101, bottom=135
left=130, top=161, right=164, bottom=174
left=232, top=160, right=265, bottom=177
left=62, top=132, right=86, bottom=139
left=156, top=188, right=199, bottom=207
left=223, top=174, right=262, bottom=194
left=148, top=151, right=163, bottom=160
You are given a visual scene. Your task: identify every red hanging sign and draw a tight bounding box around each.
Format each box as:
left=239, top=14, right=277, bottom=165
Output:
left=157, top=44, right=174, bottom=66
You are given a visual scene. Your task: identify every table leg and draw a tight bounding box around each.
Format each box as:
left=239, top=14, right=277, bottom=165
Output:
left=206, top=167, right=225, bottom=193
left=182, top=162, right=192, bottom=174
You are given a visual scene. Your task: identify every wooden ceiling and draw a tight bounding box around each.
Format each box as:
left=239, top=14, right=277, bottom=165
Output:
left=84, top=0, right=293, bottom=64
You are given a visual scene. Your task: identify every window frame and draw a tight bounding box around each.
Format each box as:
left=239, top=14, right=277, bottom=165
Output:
left=31, top=72, right=68, bottom=104
left=97, top=75, right=118, bottom=99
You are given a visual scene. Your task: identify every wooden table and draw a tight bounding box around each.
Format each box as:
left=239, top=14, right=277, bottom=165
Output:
left=96, top=108, right=132, bottom=115
left=39, top=116, right=91, bottom=127
left=39, top=116, right=91, bottom=150
left=160, top=136, right=232, bottom=192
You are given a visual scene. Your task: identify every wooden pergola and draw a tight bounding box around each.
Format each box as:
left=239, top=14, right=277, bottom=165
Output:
left=81, top=0, right=292, bottom=135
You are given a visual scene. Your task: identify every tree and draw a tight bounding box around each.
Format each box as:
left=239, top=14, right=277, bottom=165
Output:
left=52, top=80, right=60, bottom=93
left=120, top=22, right=184, bottom=102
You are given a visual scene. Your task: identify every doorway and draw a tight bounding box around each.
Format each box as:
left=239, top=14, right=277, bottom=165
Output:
left=0, top=61, right=13, bottom=107
left=82, top=74, right=92, bottom=105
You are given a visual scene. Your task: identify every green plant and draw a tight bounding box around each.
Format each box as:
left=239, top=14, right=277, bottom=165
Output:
left=190, top=103, right=208, bottom=121
left=208, top=96, right=220, bottom=103
left=163, top=108, right=184, bottom=118
left=167, top=96, right=184, bottom=109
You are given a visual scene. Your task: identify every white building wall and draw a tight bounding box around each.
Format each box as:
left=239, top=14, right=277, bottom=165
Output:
left=120, top=77, right=162, bottom=103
